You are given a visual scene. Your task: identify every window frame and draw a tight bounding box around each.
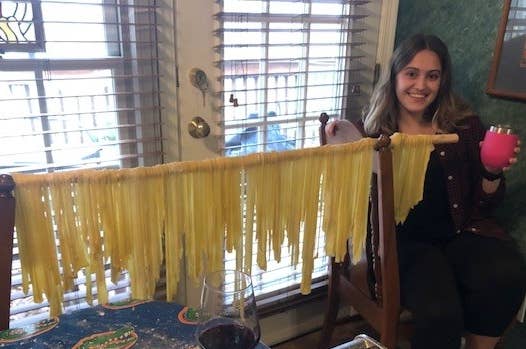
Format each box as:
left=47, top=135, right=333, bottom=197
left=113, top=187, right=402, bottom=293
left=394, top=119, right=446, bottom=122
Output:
left=5, top=0, right=166, bottom=327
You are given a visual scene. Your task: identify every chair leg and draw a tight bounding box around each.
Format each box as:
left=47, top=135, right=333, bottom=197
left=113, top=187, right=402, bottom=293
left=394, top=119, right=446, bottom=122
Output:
left=318, top=260, right=341, bottom=349
left=318, top=292, right=339, bottom=349
left=380, top=330, right=398, bottom=349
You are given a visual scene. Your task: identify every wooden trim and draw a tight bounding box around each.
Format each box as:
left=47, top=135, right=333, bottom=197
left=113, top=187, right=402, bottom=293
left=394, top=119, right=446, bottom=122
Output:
left=0, top=175, right=15, bottom=330
left=376, top=142, right=400, bottom=349
left=319, top=113, right=329, bottom=146
left=485, top=0, right=526, bottom=101
left=376, top=0, right=399, bottom=71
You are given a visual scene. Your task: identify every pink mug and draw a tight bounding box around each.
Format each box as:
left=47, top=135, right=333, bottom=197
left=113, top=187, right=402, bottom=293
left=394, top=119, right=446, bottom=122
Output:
left=480, top=125, right=519, bottom=169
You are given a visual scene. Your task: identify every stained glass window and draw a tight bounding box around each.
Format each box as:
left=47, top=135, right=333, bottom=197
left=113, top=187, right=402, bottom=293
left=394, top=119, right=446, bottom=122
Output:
left=0, top=0, right=45, bottom=53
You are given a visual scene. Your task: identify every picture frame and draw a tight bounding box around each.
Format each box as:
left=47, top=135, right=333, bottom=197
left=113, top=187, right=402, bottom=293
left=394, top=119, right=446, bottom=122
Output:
left=486, top=0, right=526, bottom=101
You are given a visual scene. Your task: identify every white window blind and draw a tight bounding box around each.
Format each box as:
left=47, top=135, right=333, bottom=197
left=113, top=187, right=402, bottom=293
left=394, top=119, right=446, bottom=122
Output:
left=217, top=0, right=372, bottom=305
left=0, top=0, right=165, bottom=174
left=1, top=0, right=167, bottom=327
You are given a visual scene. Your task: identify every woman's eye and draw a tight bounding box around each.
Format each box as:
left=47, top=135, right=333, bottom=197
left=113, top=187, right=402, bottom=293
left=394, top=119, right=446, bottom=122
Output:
left=428, top=73, right=441, bottom=81
left=405, top=70, right=418, bottom=78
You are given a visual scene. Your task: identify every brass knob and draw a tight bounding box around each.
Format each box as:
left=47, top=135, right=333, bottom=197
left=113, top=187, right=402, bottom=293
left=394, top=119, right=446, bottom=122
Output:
left=188, top=116, right=210, bottom=138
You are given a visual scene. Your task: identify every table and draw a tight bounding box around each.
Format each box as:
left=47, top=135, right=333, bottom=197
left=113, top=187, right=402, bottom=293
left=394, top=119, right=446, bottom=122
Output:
left=0, top=300, right=270, bottom=348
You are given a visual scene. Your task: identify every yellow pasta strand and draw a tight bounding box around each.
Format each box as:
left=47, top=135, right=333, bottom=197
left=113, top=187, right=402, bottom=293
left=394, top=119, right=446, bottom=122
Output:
left=321, top=138, right=374, bottom=263
left=391, top=133, right=435, bottom=224
left=164, top=165, right=184, bottom=301
left=243, top=166, right=257, bottom=274
left=13, top=174, right=64, bottom=316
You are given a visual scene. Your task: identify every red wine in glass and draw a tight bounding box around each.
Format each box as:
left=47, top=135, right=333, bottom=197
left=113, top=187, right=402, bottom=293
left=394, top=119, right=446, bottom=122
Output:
left=198, top=321, right=259, bottom=349
left=196, top=270, right=261, bottom=349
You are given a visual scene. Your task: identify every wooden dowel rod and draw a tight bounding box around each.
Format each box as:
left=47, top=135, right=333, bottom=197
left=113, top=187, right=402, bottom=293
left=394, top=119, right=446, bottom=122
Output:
left=390, top=133, right=458, bottom=146
left=427, top=133, right=459, bottom=144
left=12, top=134, right=459, bottom=185
left=13, top=138, right=378, bottom=183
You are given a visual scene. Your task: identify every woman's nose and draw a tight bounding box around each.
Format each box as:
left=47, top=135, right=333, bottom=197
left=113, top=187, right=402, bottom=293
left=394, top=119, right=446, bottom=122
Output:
left=414, top=76, right=427, bottom=89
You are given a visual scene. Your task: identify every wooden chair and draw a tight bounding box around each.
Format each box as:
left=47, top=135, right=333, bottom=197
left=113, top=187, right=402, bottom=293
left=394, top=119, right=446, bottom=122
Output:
left=0, top=174, right=15, bottom=331
left=317, top=113, right=410, bottom=349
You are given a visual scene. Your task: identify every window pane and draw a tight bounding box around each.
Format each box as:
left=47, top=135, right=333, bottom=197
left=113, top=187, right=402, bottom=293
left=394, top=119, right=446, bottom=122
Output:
left=42, top=1, right=120, bottom=58
left=0, top=0, right=44, bottom=52
left=43, top=70, right=121, bottom=168
left=0, top=72, right=46, bottom=169
left=2, top=0, right=122, bottom=59
left=217, top=0, right=373, bottom=303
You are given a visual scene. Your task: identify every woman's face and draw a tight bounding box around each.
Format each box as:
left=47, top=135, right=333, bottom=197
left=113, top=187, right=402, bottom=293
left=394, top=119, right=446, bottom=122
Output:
left=395, top=49, right=442, bottom=119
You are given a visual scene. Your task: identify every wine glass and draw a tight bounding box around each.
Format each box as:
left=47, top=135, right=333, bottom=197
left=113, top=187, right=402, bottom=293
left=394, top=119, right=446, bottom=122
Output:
left=196, top=269, right=261, bottom=349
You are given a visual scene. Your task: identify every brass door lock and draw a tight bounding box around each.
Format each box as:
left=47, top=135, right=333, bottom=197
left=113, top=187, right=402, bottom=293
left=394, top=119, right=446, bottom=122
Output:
left=188, top=116, right=210, bottom=138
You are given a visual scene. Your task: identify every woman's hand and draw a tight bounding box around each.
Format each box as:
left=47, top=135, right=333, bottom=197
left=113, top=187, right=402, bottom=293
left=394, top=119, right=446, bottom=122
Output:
left=503, top=139, right=521, bottom=171
left=479, top=139, right=520, bottom=194
left=325, top=119, right=363, bottom=144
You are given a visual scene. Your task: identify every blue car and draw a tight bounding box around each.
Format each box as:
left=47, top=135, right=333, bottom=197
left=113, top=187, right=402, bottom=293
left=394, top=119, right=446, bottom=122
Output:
left=224, top=112, right=295, bottom=156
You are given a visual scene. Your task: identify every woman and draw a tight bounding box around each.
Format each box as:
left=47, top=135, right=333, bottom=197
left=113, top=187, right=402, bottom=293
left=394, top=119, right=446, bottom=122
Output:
left=326, top=34, right=526, bottom=349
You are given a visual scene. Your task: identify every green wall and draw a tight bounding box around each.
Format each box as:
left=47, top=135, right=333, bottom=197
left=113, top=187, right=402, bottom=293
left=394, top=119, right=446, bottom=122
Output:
left=396, top=0, right=526, bottom=255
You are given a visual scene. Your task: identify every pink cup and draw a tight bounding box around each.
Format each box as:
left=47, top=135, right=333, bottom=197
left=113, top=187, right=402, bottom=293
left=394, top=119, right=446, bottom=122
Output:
left=480, top=125, right=518, bottom=169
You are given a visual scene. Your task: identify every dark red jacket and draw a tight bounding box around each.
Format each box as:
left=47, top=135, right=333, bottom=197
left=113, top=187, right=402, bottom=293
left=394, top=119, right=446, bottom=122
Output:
left=435, top=116, right=507, bottom=239
left=353, top=115, right=508, bottom=239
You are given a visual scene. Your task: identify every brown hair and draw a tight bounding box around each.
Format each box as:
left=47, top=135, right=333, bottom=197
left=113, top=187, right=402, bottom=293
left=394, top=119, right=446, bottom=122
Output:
left=363, top=34, right=473, bottom=136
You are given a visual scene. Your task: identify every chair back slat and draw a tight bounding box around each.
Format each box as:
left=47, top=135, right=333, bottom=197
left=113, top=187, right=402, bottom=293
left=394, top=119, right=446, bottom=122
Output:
left=375, top=143, right=401, bottom=338
left=317, top=115, right=401, bottom=349
left=0, top=174, right=15, bottom=330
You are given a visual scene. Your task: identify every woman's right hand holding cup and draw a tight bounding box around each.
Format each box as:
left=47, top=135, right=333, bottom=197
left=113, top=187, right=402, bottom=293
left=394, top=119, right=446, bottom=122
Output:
left=480, top=125, right=520, bottom=174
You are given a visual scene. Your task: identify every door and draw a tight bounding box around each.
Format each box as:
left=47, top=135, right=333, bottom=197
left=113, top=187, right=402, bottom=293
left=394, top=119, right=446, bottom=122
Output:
left=168, top=0, right=221, bottom=162
left=169, top=0, right=399, bottom=343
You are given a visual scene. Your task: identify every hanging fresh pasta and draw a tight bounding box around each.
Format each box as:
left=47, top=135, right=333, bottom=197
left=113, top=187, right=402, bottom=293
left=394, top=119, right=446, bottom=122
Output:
left=11, top=133, right=453, bottom=317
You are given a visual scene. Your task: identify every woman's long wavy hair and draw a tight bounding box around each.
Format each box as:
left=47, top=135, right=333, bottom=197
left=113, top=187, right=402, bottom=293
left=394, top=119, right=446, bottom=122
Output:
left=363, top=34, right=474, bottom=136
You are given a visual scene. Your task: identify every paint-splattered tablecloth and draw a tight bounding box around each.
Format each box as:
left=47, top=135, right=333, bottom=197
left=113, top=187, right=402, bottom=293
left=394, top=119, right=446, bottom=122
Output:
left=0, top=300, right=269, bottom=348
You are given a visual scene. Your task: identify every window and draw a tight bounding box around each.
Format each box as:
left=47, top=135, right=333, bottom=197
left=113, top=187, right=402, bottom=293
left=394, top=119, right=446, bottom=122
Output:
left=219, top=0, right=371, bottom=156
left=0, top=0, right=45, bottom=53
left=1, top=0, right=164, bottom=174
left=507, top=0, right=526, bottom=40
left=217, top=0, right=378, bottom=306
left=2, top=0, right=167, bottom=326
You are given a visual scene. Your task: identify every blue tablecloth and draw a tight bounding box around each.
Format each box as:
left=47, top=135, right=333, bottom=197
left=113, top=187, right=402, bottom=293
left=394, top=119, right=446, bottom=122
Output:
left=0, top=300, right=269, bottom=348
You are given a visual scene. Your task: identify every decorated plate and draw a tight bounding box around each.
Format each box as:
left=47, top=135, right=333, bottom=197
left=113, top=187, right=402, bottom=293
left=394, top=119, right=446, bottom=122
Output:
left=177, top=306, right=199, bottom=325
left=0, top=317, right=59, bottom=343
left=72, top=325, right=138, bottom=349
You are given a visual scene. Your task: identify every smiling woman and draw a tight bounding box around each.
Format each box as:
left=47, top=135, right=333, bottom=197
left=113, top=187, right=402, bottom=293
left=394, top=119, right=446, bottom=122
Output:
left=327, top=33, right=526, bottom=349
